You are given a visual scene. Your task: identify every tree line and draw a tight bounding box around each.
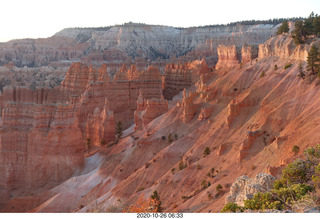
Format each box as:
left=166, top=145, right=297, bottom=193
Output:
left=277, top=12, right=320, bottom=45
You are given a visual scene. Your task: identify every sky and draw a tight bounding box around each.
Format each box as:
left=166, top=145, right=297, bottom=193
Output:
left=0, top=0, right=319, bottom=42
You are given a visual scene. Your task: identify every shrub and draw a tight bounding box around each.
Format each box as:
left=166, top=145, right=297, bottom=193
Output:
left=178, top=160, right=187, bottom=170
left=274, top=64, right=278, bottom=71
left=221, top=202, right=244, bottom=213
left=279, top=159, right=311, bottom=187
left=244, top=192, right=283, bottom=211
left=284, top=63, right=292, bottom=69
left=174, top=134, right=178, bottom=140
left=304, top=144, right=320, bottom=160
left=171, top=168, right=175, bottom=173
left=168, top=133, right=173, bottom=143
left=312, top=163, right=320, bottom=188
left=259, top=71, right=266, bottom=78
left=216, top=184, right=223, bottom=195
left=161, top=136, right=166, bottom=141
left=292, top=145, right=300, bottom=155
left=201, top=180, right=211, bottom=189
left=203, top=147, right=211, bottom=157
left=208, top=168, right=215, bottom=178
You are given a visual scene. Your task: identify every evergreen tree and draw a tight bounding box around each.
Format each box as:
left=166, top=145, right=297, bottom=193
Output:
left=298, top=61, right=305, bottom=78
left=150, top=190, right=162, bottom=212
left=277, top=20, right=289, bottom=35
left=307, top=45, right=320, bottom=75
left=116, top=121, right=123, bottom=139
left=313, top=15, right=320, bottom=36
left=292, top=20, right=305, bottom=45
left=304, top=12, right=315, bottom=36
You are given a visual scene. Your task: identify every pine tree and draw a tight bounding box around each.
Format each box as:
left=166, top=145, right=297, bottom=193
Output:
left=150, top=190, right=161, bottom=212
left=307, top=45, right=320, bottom=75
left=116, top=121, right=123, bottom=139
left=292, top=20, right=305, bottom=45
left=304, top=12, right=315, bottom=36
left=298, top=61, right=305, bottom=78
left=313, top=15, right=320, bottom=36
left=277, top=20, right=289, bottom=35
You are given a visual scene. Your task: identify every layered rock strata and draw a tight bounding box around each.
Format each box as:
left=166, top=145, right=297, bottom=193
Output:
left=0, top=87, right=84, bottom=206
left=163, top=59, right=208, bottom=100
left=215, top=45, right=240, bottom=70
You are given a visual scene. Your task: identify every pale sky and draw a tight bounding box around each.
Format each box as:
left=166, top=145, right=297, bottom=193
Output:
left=0, top=0, right=319, bottom=42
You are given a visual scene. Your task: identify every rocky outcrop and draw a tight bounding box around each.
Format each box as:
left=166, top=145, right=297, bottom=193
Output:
left=85, top=99, right=115, bottom=147
left=198, top=104, right=214, bottom=121
left=225, top=173, right=275, bottom=206
left=258, top=35, right=313, bottom=61
left=182, top=89, right=199, bottom=123
left=239, top=130, right=263, bottom=162
left=241, top=45, right=258, bottom=64
left=226, top=99, right=240, bottom=126
left=163, top=59, right=208, bottom=100
left=215, top=45, right=240, bottom=70
left=134, top=91, right=168, bottom=130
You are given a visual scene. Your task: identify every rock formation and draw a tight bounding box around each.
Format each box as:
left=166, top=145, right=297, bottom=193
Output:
left=85, top=98, right=115, bottom=147
left=239, top=130, right=263, bottom=162
left=241, top=45, right=258, bottom=64
left=226, top=99, right=240, bottom=126
left=215, top=45, right=240, bottom=69
left=134, top=91, right=168, bottom=130
left=198, top=104, right=214, bottom=121
left=163, top=59, right=208, bottom=100
left=0, top=87, right=84, bottom=206
left=225, top=173, right=275, bottom=206
left=182, top=89, right=199, bottom=123
left=258, top=35, right=311, bottom=61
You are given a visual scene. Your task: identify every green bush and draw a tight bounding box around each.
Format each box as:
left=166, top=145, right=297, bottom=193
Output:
left=292, top=145, right=300, bottom=155
left=178, top=160, right=187, bottom=170
left=260, top=71, right=266, bottom=78
left=278, top=159, right=311, bottom=187
left=274, top=64, right=278, bottom=71
left=203, top=147, right=211, bottom=157
left=201, top=180, right=211, bottom=189
left=244, top=184, right=314, bottom=211
left=221, top=202, right=244, bottom=213
left=168, top=133, right=173, bottom=143
left=284, top=63, right=292, bottom=69
left=216, top=184, right=223, bottom=194
left=312, top=163, right=320, bottom=188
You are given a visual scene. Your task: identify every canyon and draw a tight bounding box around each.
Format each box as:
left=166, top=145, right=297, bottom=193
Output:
left=0, top=22, right=319, bottom=213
